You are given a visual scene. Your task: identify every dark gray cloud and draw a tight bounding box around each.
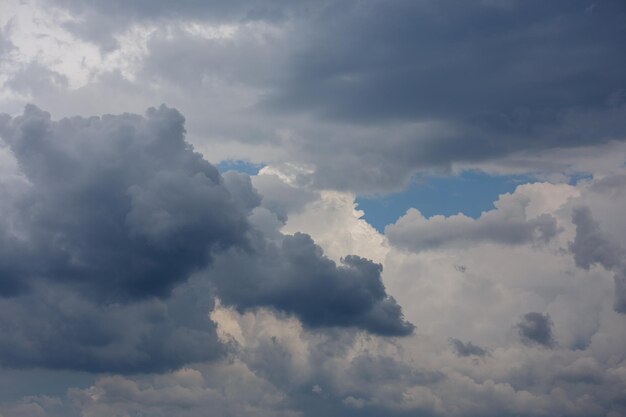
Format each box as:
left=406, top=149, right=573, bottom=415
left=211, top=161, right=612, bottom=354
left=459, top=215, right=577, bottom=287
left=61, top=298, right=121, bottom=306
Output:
left=269, top=1, right=626, bottom=122
left=0, top=280, right=223, bottom=374
left=222, top=171, right=262, bottom=215
left=11, top=0, right=626, bottom=194
left=516, top=312, right=555, bottom=348
left=449, top=338, right=488, bottom=358
left=0, top=105, right=412, bottom=373
left=570, top=206, right=626, bottom=313
left=0, top=105, right=244, bottom=372
left=0, top=104, right=249, bottom=301
left=262, top=0, right=626, bottom=190
left=209, top=232, right=414, bottom=336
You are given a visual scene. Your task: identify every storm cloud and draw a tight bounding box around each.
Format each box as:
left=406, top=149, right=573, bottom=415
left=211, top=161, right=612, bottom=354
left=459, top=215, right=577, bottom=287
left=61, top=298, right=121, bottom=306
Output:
left=8, top=0, right=625, bottom=193
left=209, top=232, right=413, bottom=336
left=0, top=280, right=224, bottom=373
left=0, top=105, right=412, bottom=372
left=0, top=104, right=248, bottom=301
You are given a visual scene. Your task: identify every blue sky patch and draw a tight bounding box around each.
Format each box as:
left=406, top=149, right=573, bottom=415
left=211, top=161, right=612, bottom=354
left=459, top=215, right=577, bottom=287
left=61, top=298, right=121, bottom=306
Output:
left=216, top=160, right=265, bottom=176
left=356, top=172, right=532, bottom=233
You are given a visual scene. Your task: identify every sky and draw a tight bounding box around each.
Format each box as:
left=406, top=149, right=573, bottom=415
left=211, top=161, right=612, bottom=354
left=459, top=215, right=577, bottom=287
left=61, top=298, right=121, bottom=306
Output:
left=0, top=1, right=626, bottom=416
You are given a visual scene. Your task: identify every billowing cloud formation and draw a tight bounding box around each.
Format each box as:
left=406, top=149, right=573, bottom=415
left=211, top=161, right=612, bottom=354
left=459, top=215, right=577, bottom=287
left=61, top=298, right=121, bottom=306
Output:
left=570, top=206, right=626, bottom=313
left=209, top=232, right=413, bottom=336
left=0, top=104, right=248, bottom=300
left=0, top=105, right=412, bottom=372
left=2, top=170, right=626, bottom=417
left=516, top=312, right=555, bottom=348
left=1, top=1, right=626, bottom=416
left=0, top=104, right=246, bottom=371
left=386, top=190, right=558, bottom=251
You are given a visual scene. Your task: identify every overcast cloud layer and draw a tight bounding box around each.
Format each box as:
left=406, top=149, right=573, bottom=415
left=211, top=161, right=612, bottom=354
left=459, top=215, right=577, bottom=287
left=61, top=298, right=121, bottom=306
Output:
left=1, top=0, right=625, bottom=191
left=1, top=1, right=626, bottom=416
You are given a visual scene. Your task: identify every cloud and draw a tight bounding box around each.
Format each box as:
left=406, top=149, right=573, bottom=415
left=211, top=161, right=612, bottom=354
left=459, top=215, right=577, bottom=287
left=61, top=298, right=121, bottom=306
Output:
left=0, top=105, right=412, bottom=373
left=2, top=2, right=626, bottom=415
left=0, top=396, right=63, bottom=417
left=222, top=170, right=263, bottom=214
left=614, top=265, right=626, bottom=314
left=209, top=232, right=414, bottom=336
left=67, top=363, right=299, bottom=417
left=0, top=280, right=224, bottom=373
left=208, top=306, right=444, bottom=417
left=0, top=104, right=249, bottom=301
left=386, top=187, right=558, bottom=252
left=449, top=339, right=488, bottom=358
left=44, top=0, right=316, bottom=50
left=557, top=357, right=605, bottom=385
left=569, top=206, right=622, bottom=270
left=4, top=62, right=68, bottom=96
left=0, top=29, right=14, bottom=57
left=251, top=167, right=318, bottom=223
left=5, top=0, right=626, bottom=193
left=569, top=205, right=626, bottom=313
left=258, top=0, right=626, bottom=190
left=516, top=312, right=555, bottom=348
left=0, top=106, right=231, bottom=372
left=266, top=1, right=626, bottom=124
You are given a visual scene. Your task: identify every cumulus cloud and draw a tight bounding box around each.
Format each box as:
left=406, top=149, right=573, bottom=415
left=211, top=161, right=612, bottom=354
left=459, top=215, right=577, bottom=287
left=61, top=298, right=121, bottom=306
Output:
left=2, top=1, right=626, bottom=415
left=1, top=170, right=626, bottom=417
left=208, top=306, right=443, bottom=417
left=516, top=312, right=556, bottom=348
left=386, top=188, right=558, bottom=252
left=0, top=104, right=248, bottom=371
left=0, top=104, right=248, bottom=300
left=0, top=105, right=412, bottom=373
left=209, top=232, right=413, bottom=336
